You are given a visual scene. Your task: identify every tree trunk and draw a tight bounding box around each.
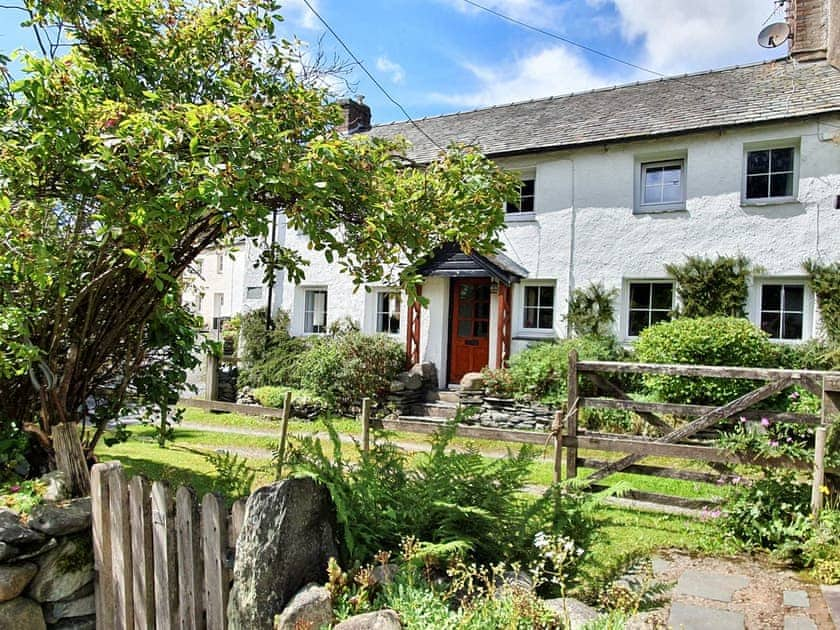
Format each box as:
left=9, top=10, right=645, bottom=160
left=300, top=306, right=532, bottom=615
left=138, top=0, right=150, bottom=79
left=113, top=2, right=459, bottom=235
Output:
left=53, top=422, right=91, bottom=496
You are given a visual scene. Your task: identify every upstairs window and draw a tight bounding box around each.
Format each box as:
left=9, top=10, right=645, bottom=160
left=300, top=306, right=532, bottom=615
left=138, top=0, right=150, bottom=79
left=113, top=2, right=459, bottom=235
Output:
left=745, top=147, right=795, bottom=200
left=639, top=160, right=684, bottom=212
left=375, top=291, right=401, bottom=334
left=506, top=178, right=535, bottom=214
left=303, top=289, right=328, bottom=334
left=216, top=252, right=224, bottom=273
left=760, top=283, right=804, bottom=340
left=627, top=282, right=673, bottom=337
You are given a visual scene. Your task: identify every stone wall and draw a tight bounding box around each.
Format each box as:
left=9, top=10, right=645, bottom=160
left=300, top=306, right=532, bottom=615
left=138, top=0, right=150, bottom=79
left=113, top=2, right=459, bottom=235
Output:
left=0, top=472, right=95, bottom=630
left=384, top=362, right=438, bottom=417
left=458, top=374, right=555, bottom=431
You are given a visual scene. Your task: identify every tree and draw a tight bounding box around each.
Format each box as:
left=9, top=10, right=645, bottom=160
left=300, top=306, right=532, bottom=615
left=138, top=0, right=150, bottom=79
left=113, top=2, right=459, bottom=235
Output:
left=0, top=0, right=518, bottom=494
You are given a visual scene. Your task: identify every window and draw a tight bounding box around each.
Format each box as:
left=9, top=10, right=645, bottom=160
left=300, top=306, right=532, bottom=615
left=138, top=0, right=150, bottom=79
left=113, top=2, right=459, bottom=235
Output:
left=523, top=285, right=554, bottom=330
left=303, top=289, right=328, bottom=334
left=745, top=146, right=795, bottom=200
left=760, top=284, right=804, bottom=340
left=627, top=282, right=673, bottom=337
left=375, top=292, right=401, bottom=334
left=506, top=178, right=535, bottom=214
left=216, top=252, right=224, bottom=273
left=245, top=286, right=263, bottom=300
left=639, top=160, right=684, bottom=211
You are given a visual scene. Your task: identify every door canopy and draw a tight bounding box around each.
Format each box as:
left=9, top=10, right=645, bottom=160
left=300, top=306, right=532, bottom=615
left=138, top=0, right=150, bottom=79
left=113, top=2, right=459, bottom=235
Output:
left=416, top=243, right=527, bottom=285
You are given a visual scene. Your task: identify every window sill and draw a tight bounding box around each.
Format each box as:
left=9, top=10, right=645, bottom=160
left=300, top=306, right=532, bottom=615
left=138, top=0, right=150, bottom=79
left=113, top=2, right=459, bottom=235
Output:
left=634, top=205, right=686, bottom=215
left=513, top=329, right=555, bottom=340
left=505, top=212, right=537, bottom=223
left=741, top=197, right=798, bottom=207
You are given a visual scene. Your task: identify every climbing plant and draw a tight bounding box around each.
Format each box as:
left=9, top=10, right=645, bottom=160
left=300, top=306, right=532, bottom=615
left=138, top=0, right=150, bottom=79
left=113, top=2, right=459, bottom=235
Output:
left=565, top=282, right=618, bottom=337
left=665, top=255, right=753, bottom=318
left=804, top=259, right=840, bottom=346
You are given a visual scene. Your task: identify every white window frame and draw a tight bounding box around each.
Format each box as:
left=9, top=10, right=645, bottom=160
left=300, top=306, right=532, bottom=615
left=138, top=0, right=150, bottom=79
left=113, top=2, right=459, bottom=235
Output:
left=505, top=169, right=537, bottom=222
left=302, top=288, right=328, bottom=335
left=741, top=140, right=799, bottom=205
left=245, top=286, right=263, bottom=300
left=637, top=159, right=686, bottom=213
left=622, top=279, right=675, bottom=340
left=513, top=281, right=556, bottom=338
left=373, top=290, right=402, bottom=335
left=751, top=278, right=813, bottom=342
left=216, top=252, right=224, bottom=274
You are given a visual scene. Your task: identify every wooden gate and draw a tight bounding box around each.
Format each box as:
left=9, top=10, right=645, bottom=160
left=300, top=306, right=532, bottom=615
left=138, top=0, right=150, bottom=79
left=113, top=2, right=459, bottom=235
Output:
left=562, top=351, right=840, bottom=512
left=91, top=462, right=246, bottom=630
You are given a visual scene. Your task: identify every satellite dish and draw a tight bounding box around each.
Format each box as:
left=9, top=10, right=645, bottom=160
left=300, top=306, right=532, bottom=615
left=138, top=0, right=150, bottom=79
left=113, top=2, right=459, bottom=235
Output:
left=757, top=22, right=791, bottom=48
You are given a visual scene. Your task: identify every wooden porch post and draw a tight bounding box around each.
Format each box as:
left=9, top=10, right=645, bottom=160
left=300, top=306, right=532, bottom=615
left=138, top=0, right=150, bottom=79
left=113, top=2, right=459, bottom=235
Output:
left=495, top=283, right=512, bottom=369
left=405, top=284, right=422, bottom=368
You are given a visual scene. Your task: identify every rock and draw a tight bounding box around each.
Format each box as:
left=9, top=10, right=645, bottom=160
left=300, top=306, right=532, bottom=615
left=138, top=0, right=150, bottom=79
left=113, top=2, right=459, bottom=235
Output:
left=273, top=584, right=332, bottom=630
left=0, top=562, right=38, bottom=602
left=27, top=535, right=94, bottom=603
left=28, top=498, right=91, bottom=537
left=409, top=362, right=437, bottom=382
left=55, top=582, right=94, bottom=603
left=15, top=537, right=58, bottom=561
left=48, top=615, right=96, bottom=629
left=334, top=609, right=402, bottom=630
left=459, top=372, right=485, bottom=391
left=389, top=379, right=406, bottom=393
left=39, top=471, right=70, bottom=502
left=227, top=477, right=339, bottom=630
left=0, top=596, right=46, bottom=630
left=0, top=541, right=19, bottom=562
left=396, top=372, right=422, bottom=391
left=542, top=597, right=600, bottom=629
left=372, top=564, right=399, bottom=586
left=44, top=593, right=95, bottom=624
left=0, top=510, right=47, bottom=546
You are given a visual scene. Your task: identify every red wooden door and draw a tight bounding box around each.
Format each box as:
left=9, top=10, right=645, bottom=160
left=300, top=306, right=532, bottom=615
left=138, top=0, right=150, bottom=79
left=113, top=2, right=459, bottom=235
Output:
left=449, top=279, right=491, bottom=383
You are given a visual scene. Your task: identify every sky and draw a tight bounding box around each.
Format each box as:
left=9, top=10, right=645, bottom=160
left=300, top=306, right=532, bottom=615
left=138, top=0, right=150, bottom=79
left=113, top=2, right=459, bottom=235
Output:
left=0, top=0, right=788, bottom=124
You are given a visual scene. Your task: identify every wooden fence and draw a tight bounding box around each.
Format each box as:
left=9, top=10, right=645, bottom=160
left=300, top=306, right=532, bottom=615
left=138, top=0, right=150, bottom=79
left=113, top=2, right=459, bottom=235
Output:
left=91, top=461, right=246, bottom=630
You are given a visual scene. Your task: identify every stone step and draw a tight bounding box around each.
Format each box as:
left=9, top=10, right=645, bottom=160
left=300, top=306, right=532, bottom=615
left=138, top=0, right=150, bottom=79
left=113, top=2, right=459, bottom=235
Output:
left=425, top=390, right=460, bottom=404
left=407, top=402, right=459, bottom=419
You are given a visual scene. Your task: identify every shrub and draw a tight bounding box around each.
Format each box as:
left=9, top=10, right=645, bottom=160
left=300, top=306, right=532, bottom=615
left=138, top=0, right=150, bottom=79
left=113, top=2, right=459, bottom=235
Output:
left=251, top=385, right=328, bottom=419
left=634, top=317, right=775, bottom=405
left=775, top=338, right=839, bottom=371
left=237, top=309, right=307, bottom=388
left=804, top=259, right=840, bottom=346
left=484, top=336, right=623, bottom=405
left=296, top=331, right=405, bottom=413
left=665, top=255, right=753, bottom=318
left=565, top=283, right=618, bottom=337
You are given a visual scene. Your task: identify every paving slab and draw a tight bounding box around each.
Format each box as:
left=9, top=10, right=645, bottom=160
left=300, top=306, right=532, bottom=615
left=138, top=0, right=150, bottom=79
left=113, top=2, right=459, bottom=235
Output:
left=784, top=590, right=811, bottom=608
left=821, top=585, right=840, bottom=628
left=783, top=615, right=818, bottom=630
left=668, top=602, right=744, bottom=630
left=651, top=556, right=671, bottom=576
left=674, top=570, right=750, bottom=603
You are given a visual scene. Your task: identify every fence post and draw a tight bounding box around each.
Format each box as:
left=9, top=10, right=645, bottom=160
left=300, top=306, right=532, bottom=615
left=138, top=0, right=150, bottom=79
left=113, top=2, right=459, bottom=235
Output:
left=275, top=390, right=292, bottom=478
left=202, top=493, right=229, bottom=630
left=107, top=464, right=134, bottom=629
left=361, top=397, right=372, bottom=454
left=129, top=476, right=155, bottom=629
left=565, top=349, right=579, bottom=480
left=92, top=461, right=119, bottom=630
left=553, top=409, right=563, bottom=484
left=811, top=426, right=828, bottom=519
left=151, top=482, right=179, bottom=630
left=176, top=486, right=206, bottom=630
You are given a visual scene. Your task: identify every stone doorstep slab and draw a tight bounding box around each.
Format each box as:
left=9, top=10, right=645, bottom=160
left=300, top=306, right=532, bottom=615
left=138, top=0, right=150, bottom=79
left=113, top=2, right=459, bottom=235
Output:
left=783, top=614, right=819, bottom=630
left=668, top=602, right=745, bottom=630
left=784, top=590, right=811, bottom=608
left=821, top=585, right=840, bottom=628
left=674, top=570, right=751, bottom=603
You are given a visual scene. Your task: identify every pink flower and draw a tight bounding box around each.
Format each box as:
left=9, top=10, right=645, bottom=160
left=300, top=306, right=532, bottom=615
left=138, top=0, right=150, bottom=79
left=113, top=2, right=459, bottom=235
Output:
left=760, top=417, right=770, bottom=427
left=739, top=416, right=747, bottom=423
left=789, top=391, right=800, bottom=400
left=770, top=440, right=779, bottom=447
left=787, top=437, right=793, bottom=443
left=9, top=485, right=20, bottom=493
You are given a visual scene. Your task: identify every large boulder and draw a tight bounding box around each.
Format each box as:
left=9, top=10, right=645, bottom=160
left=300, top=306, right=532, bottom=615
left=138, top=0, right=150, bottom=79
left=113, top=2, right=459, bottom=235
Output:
left=0, top=596, right=46, bottom=630
left=227, top=477, right=339, bottom=630
left=27, top=535, right=94, bottom=603
left=334, top=609, right=402, bottom=630
left=39, top=471, right=70, bottom=502
left=0, top=563, right=38, bottom=602
left=273, top=584, right=332, bottom=630
left=28, top=498, right=91, bottom=537
left=542, top=597, right=600, bottom=629
left=459, top=372, right=485, bottom=391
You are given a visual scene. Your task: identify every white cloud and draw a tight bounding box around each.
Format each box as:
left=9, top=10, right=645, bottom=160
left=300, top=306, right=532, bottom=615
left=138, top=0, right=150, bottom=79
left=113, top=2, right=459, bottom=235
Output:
left=607, top=0, right=779, bottom=74
left=432, top=45, right=625, bottom=108
left=278, top=0, right=321, bottom=31
left=441, top=0, right=567, bottom=28
left=376, top=56, right=405, bottom=84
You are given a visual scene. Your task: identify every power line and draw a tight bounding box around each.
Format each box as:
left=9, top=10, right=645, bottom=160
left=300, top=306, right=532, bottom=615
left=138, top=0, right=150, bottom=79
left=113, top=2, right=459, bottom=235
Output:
left=300, top=0, right=445, bottom=151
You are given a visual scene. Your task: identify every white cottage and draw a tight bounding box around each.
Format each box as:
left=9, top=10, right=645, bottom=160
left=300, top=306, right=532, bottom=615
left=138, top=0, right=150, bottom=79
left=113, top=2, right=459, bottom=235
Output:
left=190, top=0, right=840, bottom=389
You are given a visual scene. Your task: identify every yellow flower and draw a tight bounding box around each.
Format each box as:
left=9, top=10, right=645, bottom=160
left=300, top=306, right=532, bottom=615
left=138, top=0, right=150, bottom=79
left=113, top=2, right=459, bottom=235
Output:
left=820, top=485, right=830, bottom=496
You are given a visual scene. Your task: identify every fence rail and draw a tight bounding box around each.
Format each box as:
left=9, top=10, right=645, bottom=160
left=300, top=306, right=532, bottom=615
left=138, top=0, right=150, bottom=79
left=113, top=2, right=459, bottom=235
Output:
left=91, top=462, right=245, bottom=630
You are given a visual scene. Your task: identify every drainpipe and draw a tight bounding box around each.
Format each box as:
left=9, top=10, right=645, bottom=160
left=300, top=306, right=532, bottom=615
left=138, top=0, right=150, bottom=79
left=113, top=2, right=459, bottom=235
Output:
left=561, top=159, right=576, bottom=338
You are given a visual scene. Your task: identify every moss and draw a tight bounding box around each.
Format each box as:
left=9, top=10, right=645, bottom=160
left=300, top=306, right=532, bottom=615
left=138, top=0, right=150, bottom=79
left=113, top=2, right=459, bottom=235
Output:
left=55, top=531, right=94, bottom=573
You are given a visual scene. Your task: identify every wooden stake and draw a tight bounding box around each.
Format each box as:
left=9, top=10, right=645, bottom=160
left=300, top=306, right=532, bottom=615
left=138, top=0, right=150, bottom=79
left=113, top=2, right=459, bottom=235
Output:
left=275, top=390, right=292, bottom=479
left=812, top=426, right=828, bottom=519
left=565, top=350, right=579, bottom=480
left=361, top=397, right=372, bottom=454
left=553, top=410, right=563, bottom=484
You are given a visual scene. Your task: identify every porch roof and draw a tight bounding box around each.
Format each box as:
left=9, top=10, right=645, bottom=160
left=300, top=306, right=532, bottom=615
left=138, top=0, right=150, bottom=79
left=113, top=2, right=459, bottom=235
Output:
left=416, top=243, right=527, bottom=285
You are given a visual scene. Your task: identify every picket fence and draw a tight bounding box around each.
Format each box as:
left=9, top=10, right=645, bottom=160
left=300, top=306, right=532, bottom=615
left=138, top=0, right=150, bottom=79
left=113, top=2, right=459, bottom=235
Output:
left=90, top=461, right=246, bottom=630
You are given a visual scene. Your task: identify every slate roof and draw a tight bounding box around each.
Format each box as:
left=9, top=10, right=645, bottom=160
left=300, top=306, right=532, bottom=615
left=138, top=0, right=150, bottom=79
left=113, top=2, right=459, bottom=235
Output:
left=369, top=59, right=840, bottom=163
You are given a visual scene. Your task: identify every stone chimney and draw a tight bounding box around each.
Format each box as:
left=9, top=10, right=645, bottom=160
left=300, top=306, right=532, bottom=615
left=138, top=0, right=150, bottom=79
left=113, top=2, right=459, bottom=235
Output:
left=337, top=96, right=372, bottom=134
left=787, top=0, right=840, bottom=67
